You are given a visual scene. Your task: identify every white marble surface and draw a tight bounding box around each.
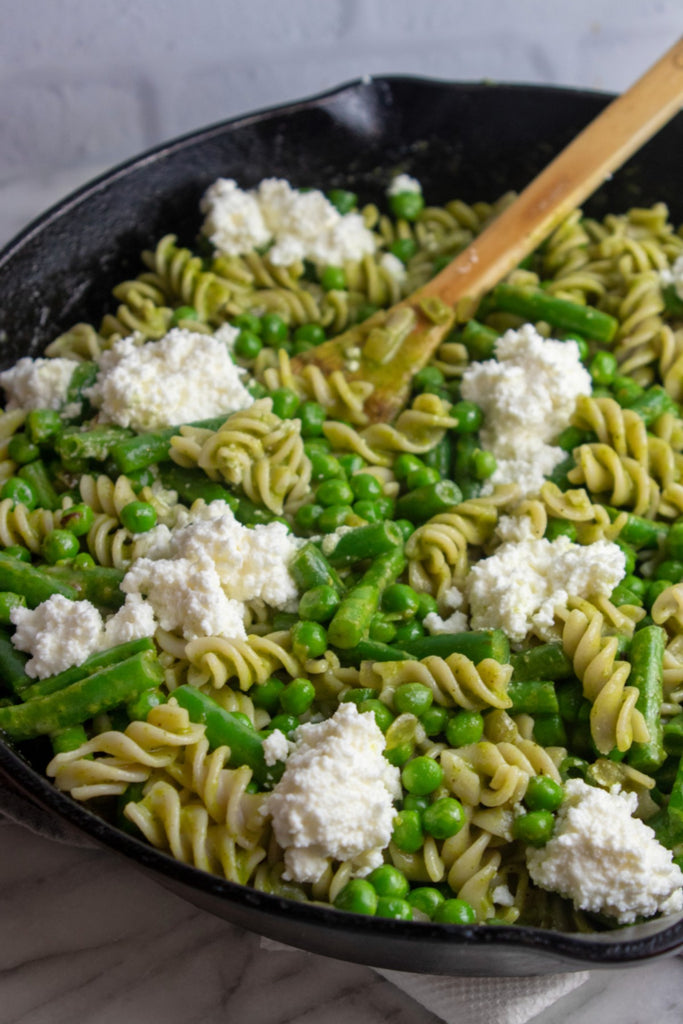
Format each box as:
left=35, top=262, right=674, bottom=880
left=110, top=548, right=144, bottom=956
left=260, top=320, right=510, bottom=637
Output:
left=1, top=156, right=683, bottom=1024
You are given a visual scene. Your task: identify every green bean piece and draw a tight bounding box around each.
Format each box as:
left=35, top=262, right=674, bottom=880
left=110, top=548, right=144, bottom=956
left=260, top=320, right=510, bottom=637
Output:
left=0, top=552, right=79, bottom=607
left=17, top=460, right=60, bottom=510
left=603, top=507, right=669, bottom=550
left=510, top=643, right=573, bottom=681
left=626, top=624, right=666, bottom=772
left=0, top=650, right=164, bottom=741
left=532, top=714, right=568, bottom=747
left=327, top=584, right=380, bottom=649
left=159, top=465, right=239, bottom=509
left=290, top=542, right=344, bottom=591
left=111, top=414, right=232, bottom=474
left=421, top=436, right=452, bottom=479
left=507, top=680, right=559, bottom=715
left=0, top=591, right=26, bottom=625
left=360, top=547, right=406, bottom=592
left=50, top=724, right=89, bottom=755
left=399, top=629, right=510, bottom=665
left=0, top=627, right=31, bottom=695
left=26, top=409, right=63, bottom=445
left=334, top=639, right=411, bottom=665
left=325, top=521, right=404, bottom=566
left=65, top=361, right=98, bottom=405
left=492, top=283, right=618, bottom=343
left=395, top=480, right=463, bottom=523
left=174, top=684, right=284, bottom=787
left=42, top=564, right=125, bottom=609
left=56, top=425, right=135, bottom=463
left=663, top=716, right=683, bottom=755
left=20, top=638, right=155, bottom=702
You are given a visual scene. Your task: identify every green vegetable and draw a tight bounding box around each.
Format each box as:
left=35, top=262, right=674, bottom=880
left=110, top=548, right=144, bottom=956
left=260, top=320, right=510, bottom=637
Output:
left=492, top=283, right=618, bottom=342
left=626, top=624, right=666, bottom=772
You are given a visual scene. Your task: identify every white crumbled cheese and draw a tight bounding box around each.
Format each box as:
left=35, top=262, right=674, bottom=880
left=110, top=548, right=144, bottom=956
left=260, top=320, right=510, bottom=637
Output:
left=122, top=500, right=300, bottom=640
left=265, top=702, right=401, bottom=883
left=0, top=356, right=80, bottom=412
left=262, top=728, right=291, bottom=767
left=527, top=779, right=683, bottom=924
left=424, top=587, right=468, bottom=635
left=461, top=324, right=592, bottom=497
left=494, top=513, right=537, bottom=544
left=10, top=595, right=105, bottom=678
left=380, top=252, right=408, bottom=282
left=463, top=535, right=625, bottom=643
left=85, top=328, right=252, bottom=432
left=660, top=253, right=683, bottom=300
left=121, top=555, right=247, bottom=642
left=9, top=592, right=157, bottom=679
left=201, top=177, right=376, bottom=267
left=387, top=173, right=422, bottom=196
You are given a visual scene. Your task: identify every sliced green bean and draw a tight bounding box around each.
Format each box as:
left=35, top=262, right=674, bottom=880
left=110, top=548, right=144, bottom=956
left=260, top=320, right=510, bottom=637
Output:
left=56, top=425, right=135, bottom=463
left=511, top=643, right=573, bottom=681
left=492, top=283, right=618, bottom=343
left=290, top=542, right=344, bottom=592
left=507, top=680, right=559, bottom=715
left=159, top=465, right=239, bottom=509
left=0, top=553, right=78, bottom=607
left=399, top=629, right=510, bottom=664
left=43, top=564, right=125, bottom=609
left=111, top=415, right=233, bottom=474
left=395, top=480, right=462, bottom=523
left=325, top=521, right=403, bottom=566
left=626, top=624, right=666, bottom=772
left=20, top=638, right=155, bottom=702
left=604, top=507, right=668, bottom=549
left=17, top=460, right=60, bottom=510
left=327, top=584, right=380, bottom=649
left=0, top=650, right=164, bottom=741
left=0, top=627, right=31, bottom=695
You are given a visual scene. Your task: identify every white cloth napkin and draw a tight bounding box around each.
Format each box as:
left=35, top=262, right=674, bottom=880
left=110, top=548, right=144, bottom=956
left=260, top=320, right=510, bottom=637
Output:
left=2, top=783, right=590, bottom=1024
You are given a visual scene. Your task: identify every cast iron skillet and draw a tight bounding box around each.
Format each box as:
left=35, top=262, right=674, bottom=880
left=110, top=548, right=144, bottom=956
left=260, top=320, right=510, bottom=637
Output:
left=0, top=76, right=682, bottom=976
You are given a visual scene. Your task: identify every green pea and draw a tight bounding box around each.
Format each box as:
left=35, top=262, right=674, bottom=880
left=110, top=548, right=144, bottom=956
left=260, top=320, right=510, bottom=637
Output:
left=368, top=613, right=397, bottom=643
left=407, top=887, right=444, bottom=918
left=170, top=304, right=199, bottom=326
left=327, top=189, right=357, bottom=215
left=589, top=350, right=618, bottom=385
left=394, top=682, right=433, bottom=717
left=294, top=503, right=323, bottom=531
left=267, top=713, right=300, bottom=738
left=392, top=619, right=424, bottom=644
left=349, top=472, right=382, bottom=501
left=298, top=585, right=340, bottom=623
left=337, top=453, right=365, bottom=475
left=401, top=755, right=443, bottom=795
left=367, top=863, right=410, bottom=898
left=382, top=583, right=421, bottom=619
left=269, top=387, right=300, bottom=419
left=73, top=552, right=95, bottom=568
left=309, top=453, right=345, bottom=482
left=419, top=705, right=449, bottom=737
left=234, top=330, right=263, bottom=359
left=564, top=333, right=590, bottom=361
left=280, top=677, right=316, bottom=716
left=59, top=502, right=95, bottom=536
left=446, top=710, right=484, bottom=748
left=290, top=619, right=328, bottom=659
left=415, top=593, right=438, bottom=620
left=391, top=809, right=424, bottom=852
left=451, top=400, right=484, bottom=433
left=8, top=434, right=40, bottom=465
left=26, top=409, right=62, bottom=444
left=394, top=518, right=415, bottom=542
left=304, top=438, right=332, bottom=458
left=3, top=544, right=30, bottom=562
left=389, top=191, right=424, bottom=220
left=524, top=775, right=564, bottom=813
left=353, top=499, right=383, bottom=523
left=471, top=449, right=497, bottom=481
left=0, top=591, right=26, bottom=625
left=42, top=528, right=80, bottom=564
left=402, top=793, right=430, bottom=813
left=340, top=687, right=375, bottom=706
left=406, top=466, right=440, bottom=489
left=126, top=687, right=166, bottom=721
left=388, top=237, right=417, bottom=264
left=317, top=505, right=353, bottom=532
left=623, top=574, right=647, bottom=598
left=432, top=898, right=477, bottom=925
left=232, top=313, right=262, bottom=334
left=545, top=517, right=578, bottom=542
left=413, top=366, right=445, bottom=393
left=374, top=495, right=395, bottom=519
left=120, top=501, right=157, bottom=534
left=654, top=559, right=683, bottom=583
left=422, top=797, right=466, bottom=839
left=1, top=477, right=37, bottom=509
left=358, top=698, right=394, bottom=733
left=393, top=454, right=424, bottom=480
left=316, top=478, right=354, bottom=507
left=644, top=578, right=671, bottom=611
left=251, top=677, right=286, bottom=713
left=384, top=741, right=414, bottom=766
left=512, top=809, right=555, bottom=846
left=261, top=312, right=289, bottom=345
left=375, top=896, right=413, bottom=920
left=333, top=878, right=377, bottom=915
left=320, top=265, right=347, bottom=292
left=299, top=401, right=327, bottom=437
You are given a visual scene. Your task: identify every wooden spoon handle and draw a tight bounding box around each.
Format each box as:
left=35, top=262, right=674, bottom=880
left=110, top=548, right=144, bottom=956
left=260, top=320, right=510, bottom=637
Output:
left=419, top=35, right=683, bottom=307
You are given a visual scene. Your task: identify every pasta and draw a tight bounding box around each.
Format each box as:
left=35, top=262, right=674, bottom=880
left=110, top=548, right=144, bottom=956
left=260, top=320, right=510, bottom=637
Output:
left=0, top=172, right=682, bottom=936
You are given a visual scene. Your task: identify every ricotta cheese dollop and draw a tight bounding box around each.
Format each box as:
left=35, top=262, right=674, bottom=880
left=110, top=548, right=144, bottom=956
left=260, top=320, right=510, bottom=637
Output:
left=0, top=356, right=80, bottom=412
left=526, top=779, right=683, bottom=924
left=460, top=324, right=592, bottom=497
left=265, top=702, right=401, bottom=884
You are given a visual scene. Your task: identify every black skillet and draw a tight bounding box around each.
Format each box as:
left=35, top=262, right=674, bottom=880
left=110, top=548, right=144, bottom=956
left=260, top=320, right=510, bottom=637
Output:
left=0, top=76, right=682, bottom=975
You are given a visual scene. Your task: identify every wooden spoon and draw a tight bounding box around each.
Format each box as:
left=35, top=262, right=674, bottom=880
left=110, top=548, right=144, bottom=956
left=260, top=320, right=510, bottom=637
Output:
left=291, top=36, right=683, bottom=423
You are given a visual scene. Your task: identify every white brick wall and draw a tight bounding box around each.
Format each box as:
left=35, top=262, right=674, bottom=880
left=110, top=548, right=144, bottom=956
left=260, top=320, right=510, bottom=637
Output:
left=0, top=0, right=681, bottom=241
